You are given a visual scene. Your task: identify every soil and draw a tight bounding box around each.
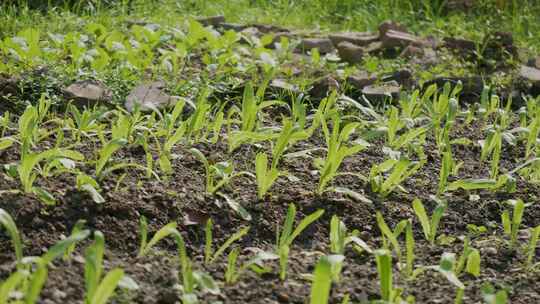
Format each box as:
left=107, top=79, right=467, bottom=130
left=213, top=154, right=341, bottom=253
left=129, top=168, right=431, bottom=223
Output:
left=1, top=107, right=540, bottom=304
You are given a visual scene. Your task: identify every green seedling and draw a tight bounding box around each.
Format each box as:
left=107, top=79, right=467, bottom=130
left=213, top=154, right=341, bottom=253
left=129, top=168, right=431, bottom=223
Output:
left=317, top=115, right=366, bottom=194
left=64, top=219, right=88, bottom=261
left=329, top=215, right=373, bottom=280
left=0, top=208, right=23, bottom=267
left=76, top=173, right=104, bottom=204
left=501, top=199, right=525, bottom=250
left=276, top=203, right=324, bottom=280
left=370, top=158, right=424, bottom=198
left=18, top=148, right=84, bottom=198
left=84, top=231, right=125, bottom=304
left=95, top=138, right=127, bottom=179
left=309, top=256, right=334, bottom=304
left=190, top=148, right=252, bottom=195
left=374, top=249, right=404, bottom=303
left=526, top=225, right=540, bottom=270
left=429, top=253, right=464, bottom=295
left=204, top=218, right=250, bottom=264
left=225, top=250, right=279, bottom=285
left=455, top=237, right=481, bottom=277
left=376, top=212, right=407, bottom=263
left=412, top=198, right=446, bottom=245
left=481, top=283, right=508, bottom=304
left=255, top=152, right=280, bottom=199
left=138, top=221, right=178, bottom=257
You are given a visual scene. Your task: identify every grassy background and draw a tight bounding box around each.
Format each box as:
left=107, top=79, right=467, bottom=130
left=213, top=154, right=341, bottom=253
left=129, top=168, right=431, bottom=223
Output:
left=1, top=0, right=539, bottom=51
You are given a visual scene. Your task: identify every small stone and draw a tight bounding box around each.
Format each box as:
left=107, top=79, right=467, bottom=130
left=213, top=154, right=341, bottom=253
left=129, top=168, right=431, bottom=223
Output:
left=381, top=30, right=420, bottom=49
left=336, top=41, right=364, bottom=64
left=361, top=81, right=400, bottom=103
left=329, top=31, right=379, bottom=47
left=378, top=20, right=408, bottom=36
left=125, top=81, right=179, bottom=112
left=309, top=76, right=340, bottom=100
left=195, top=15, right=225, bottom=27
left=62, top=80, right=112, bottom=107
left=382, top=69, right=414, bottom=88
left=296, top=38, right=335, bottom=54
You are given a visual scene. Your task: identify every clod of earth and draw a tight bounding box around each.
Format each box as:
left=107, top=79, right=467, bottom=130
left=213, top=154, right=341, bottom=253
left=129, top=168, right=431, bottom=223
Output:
left=125, top=81, right=180, bottom=112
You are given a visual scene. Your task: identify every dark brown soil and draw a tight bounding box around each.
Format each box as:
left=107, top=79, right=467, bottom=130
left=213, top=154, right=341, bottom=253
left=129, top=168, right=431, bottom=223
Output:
left=1, top=104, right=540, bottom=304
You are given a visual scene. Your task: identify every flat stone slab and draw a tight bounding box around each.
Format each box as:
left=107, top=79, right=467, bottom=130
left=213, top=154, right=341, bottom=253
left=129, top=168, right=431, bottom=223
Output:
left=196, top=15, right=225, bottom=27
left=361, top=81, right=401, bottom=102
left=296, top=38, right=335, bottom=54
left=381, top=30, right=421, bottom=49
left=125, top=81, right=179, bottom=112
left=329, top=32, right=379, bottom=47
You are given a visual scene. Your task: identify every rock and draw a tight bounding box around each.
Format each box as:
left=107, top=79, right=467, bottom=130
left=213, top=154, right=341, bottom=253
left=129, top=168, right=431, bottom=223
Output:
left=381, top=30, right=420, bottom=49
left=329, top=32, right=379, bottom=47
left=378, top=20, right=408, bottom=36
left=423, top=76, right=484, bottom=102
left=527, top=56, right=540, bottom=69
left=125, top=81, right=179, bottom=112
left=442, top=37, right=476, bottom=55
left=345, top=72, right=377, bottom=90
left=296, top=38, right=335, bottom=54
left=364, top=41, right=384, bottom=54
left=196, top=15, right=225, bottom=27
left=519, top=65, right=540, bottom=96
left=400, top=45, right=424, bottom=58
left=309, top=76, right=340, bottom=100
left=361, top=81, right=401, bottom=103
left=62, top=80, right=112, bottom=107
left=382, top=69, right=415, bottom=88
left=482, top=31, right=518, bottom=61
left=267, top=31, right=297, bottom=49
left=249, top=23, right=289, bottom=34
left=217, top=22, right=248, bottom=32
left=336, top=41, right=364, bottom=64
left=519, top=66, right=540, bottom=83
left=0, top=73, right=20, bottom=97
